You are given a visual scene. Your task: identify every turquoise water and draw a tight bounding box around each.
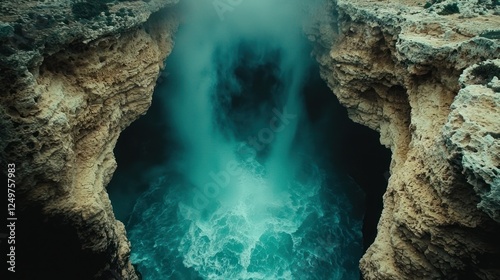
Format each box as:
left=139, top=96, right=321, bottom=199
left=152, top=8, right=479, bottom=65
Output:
left=128, top=151, right=363, bottom=279
left=126, top=1, right=365, bottom=279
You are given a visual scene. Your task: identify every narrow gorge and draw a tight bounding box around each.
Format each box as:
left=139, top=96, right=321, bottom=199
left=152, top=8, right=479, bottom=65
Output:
left=0, top=0, right=499, bottom=279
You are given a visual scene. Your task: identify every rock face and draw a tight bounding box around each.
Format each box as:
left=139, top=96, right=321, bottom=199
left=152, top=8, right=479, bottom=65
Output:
left=445, top=60, right=500, bottom=222
left=0, top=0, right=178, bottom=279
left=309, top=0, right=500, bottom=279
left=2, top=0, right=499, bottom=279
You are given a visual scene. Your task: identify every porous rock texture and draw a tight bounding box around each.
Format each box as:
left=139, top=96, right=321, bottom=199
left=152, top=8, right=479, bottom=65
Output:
left=0, top=0, right=178, bottom=279
left=309, top=0, right=500, bottom=279
left=2, top=0, right=499, bottom=279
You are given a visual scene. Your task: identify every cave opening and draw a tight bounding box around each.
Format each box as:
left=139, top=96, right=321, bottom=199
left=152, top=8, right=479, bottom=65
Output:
left=108, top=1, right=391, bottom=278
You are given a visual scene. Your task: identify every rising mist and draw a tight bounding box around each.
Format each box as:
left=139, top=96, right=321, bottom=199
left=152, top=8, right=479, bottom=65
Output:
left=125, top=0, right=365, bottom=279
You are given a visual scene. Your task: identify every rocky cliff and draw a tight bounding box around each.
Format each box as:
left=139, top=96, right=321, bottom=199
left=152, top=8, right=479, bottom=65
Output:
left=309, top=0, right=500, bottom=279
left=0, top=0, right=178, bottom=279
left=2, top=0, right=499, bottom=279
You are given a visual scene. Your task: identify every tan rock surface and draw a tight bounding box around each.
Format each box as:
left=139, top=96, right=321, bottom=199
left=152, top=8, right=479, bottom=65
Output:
left=0, top=1, right=178, bottom=279
left=2, top=0, right=499, bottom=279
left=445, top=59, right=500, bottom=223
left=310, top=0, right=500, bottom=279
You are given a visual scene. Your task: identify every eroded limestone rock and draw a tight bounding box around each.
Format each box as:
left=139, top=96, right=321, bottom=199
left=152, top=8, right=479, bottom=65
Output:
left=444, top=59, right=500, bottom=222
left=0, top=0, right=178, bottom=279
left=310, top=0, right=500, bottom=279
left=2, top=0, right=499, bottom=279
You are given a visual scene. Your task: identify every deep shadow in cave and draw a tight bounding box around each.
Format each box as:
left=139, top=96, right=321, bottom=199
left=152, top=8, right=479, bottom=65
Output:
left=108, top=62, right=391, bottom=253
left=302, top=70, right=392, bottom=251
left=108, top=86, right=176, bottom=222
left=14, top=204, right=120, bottom=280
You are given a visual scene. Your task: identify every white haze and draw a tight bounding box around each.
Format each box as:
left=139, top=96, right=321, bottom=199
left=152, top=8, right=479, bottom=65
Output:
left=127, top=1, right=365, bottom=279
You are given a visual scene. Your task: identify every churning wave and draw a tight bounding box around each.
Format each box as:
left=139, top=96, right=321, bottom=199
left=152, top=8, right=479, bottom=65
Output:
left=128, top=148, right=363, bottom=280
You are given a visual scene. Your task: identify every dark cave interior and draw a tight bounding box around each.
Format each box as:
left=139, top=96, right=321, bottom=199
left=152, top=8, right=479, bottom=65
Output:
left=109, top=59, right=391, bottom=253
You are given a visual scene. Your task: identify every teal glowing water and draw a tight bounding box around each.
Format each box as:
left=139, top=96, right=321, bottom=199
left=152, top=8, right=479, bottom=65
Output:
left=126, top=0, right=364, bottom=278
left=128, top=150, right=363, bottom=279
